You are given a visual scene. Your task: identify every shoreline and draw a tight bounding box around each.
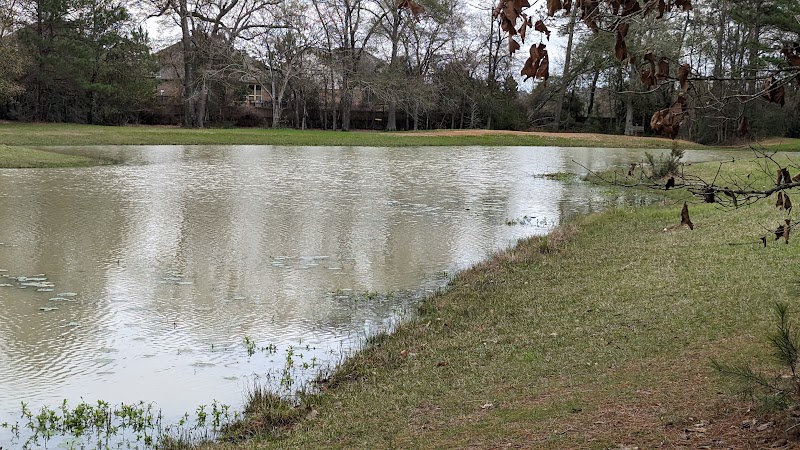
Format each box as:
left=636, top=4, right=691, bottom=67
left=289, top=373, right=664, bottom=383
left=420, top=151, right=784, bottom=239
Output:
left=218, top=156, right=794, bottom=448
left=0, top=138, right=796, bottom=447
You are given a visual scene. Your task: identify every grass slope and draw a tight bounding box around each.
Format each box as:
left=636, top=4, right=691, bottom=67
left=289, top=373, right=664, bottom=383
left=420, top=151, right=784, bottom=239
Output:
left=212, top=156, right=796, bottom=449
left=0, top=144, right=108, bottom=168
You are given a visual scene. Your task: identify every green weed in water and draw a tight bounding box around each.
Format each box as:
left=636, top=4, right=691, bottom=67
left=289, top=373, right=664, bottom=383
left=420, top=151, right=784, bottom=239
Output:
left=0, top=398, right=240, bottom=449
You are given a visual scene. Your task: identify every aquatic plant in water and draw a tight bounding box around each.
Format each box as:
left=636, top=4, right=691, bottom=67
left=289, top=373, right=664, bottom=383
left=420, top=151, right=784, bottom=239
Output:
left=0, top=398, right=241, bottom=449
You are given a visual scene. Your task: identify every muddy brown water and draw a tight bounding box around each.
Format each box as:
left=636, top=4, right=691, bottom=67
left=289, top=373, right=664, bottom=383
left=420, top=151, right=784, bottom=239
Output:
left=0, top=145, right=734, bottom=443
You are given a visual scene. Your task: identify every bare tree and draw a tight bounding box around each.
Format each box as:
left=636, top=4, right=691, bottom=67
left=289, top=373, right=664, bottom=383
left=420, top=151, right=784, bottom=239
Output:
left=146, top=0, right=280, bottom=127
left=244, top=1, right=316, bottom=128
left=312, top=0, right=391, bottom=130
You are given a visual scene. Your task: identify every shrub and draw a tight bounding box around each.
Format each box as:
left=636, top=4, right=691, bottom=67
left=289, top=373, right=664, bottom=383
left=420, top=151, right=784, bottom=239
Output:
left=713, top=302, right=800, bottom=411
left=645, top=145, right=684, bottom=178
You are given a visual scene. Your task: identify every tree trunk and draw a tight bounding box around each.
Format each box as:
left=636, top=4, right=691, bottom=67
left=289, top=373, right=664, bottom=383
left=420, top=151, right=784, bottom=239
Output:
left=341, top=89, right=352, bottom=131
left=385, top=14, right=401, bottom=132
left=179, top=0, right=196, bottom=128
left=586, top=70, right=600, bottom=118
left=624, top=96, right=634, bottom=135
left=196, top=77, right=207, bottom=128
left=469, top=102, right=477, bottom=128
left=387, top=102, right=397, bottom=131
left=553, top=8, right=578, bottom=130
left=293, top=92, right=300, bottom=128
left=87, top=90, right=95, bottom=125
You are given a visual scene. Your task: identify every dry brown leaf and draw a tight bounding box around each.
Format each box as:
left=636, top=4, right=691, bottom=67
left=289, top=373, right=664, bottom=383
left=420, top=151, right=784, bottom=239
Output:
left=678, top=63, right=690, bottom=92
left=657, top=57, right=669, bottom=82
left=534, top=19, right=551, bottom=40
left=680, top=202, right=693, bottom=230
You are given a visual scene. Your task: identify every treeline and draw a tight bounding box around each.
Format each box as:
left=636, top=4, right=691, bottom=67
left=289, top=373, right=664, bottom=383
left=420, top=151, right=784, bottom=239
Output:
left=0, top=0, right=799, bottom=143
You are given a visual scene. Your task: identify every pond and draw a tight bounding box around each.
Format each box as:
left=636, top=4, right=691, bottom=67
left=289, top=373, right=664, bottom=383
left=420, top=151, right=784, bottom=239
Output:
left=0, top=145, right=731, bottom=445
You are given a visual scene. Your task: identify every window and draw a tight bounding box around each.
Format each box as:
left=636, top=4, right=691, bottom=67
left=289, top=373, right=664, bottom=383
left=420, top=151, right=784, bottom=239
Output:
left=246, top=84, right=263, bottom=103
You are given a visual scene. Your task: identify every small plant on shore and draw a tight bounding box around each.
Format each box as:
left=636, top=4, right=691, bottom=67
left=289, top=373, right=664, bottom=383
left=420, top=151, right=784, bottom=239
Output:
left=645, top=146, right=684, bottom=178
left=220, top=382, right=307, bottom=442
left=713, top=302, right=800, bottom=411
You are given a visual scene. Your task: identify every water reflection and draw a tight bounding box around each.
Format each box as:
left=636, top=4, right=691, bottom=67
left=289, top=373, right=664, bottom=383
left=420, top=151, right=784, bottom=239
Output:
left=0, top=145, right=733, bottom=442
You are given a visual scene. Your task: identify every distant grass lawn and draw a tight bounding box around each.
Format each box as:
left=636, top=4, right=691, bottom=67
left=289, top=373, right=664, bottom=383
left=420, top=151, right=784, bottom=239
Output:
left=0, top=122, right=714, bottom=148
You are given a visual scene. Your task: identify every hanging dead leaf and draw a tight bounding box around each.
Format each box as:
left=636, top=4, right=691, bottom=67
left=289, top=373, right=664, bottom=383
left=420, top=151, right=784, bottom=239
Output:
left=657, top=0, right=667, bottom=18
left=621, top=0, right=641, bottom=16
left=678, top=64, right=690, bottom=92
left=397, top=0, right=425, bottom=18
left=521, top=43, right=548, bottom=82
left=784, top=219, right=791, bottom=244
left=580, top=0, right=600, bottom=31
left=775, top=222, right=786, bottom=240
left=547, top=0, right=562, bottom=16
left=674, top=0, right=692, bottom=11
left=641, top=51, right=657, bottom=88
left=702, top=186, right=715, bottom=203
left=650, top=94, right=687, bottom=139
left=738, top=116, right=749, bottom=137
left=534, top=20, right=551, bottom=40
left=641, top=69, right=656, bottom=88
left=535, top=50, right=550, bottom=84
left=781, top=47, right=800, bottom=85
left=681, top=202, right=693, bottom=230
left=615, top=31, right=628, bottom=62
left=518, top=21, right=528, bottom=42
left=617, top=22, right=629, bottom=39
left=657, top=57, right=669, bottom=82
left=762, top=74, right=785, bottom=106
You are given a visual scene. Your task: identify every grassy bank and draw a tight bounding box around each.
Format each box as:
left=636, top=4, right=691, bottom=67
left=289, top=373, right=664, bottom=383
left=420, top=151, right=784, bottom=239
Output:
left=0, top=144, right=110, bottom=168
left=0, top=122, right=710, bottom=148
left=209, top=156, right=796, bottom=449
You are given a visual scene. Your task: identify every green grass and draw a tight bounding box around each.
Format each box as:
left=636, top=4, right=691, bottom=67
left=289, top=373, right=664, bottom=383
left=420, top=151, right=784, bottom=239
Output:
left=0, top=144, right=110, bottom=168
left=0, top=122, right=708, bottom=148
left=756, top=138, right=800, bottom=152
left=198, top=155, right=797, bottom=449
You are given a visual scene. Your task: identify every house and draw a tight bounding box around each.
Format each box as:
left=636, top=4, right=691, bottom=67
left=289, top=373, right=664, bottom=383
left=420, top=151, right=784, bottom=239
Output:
left=147, top=41, right=276, bottom=126
left=148, top=40, right=398, bottom=129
